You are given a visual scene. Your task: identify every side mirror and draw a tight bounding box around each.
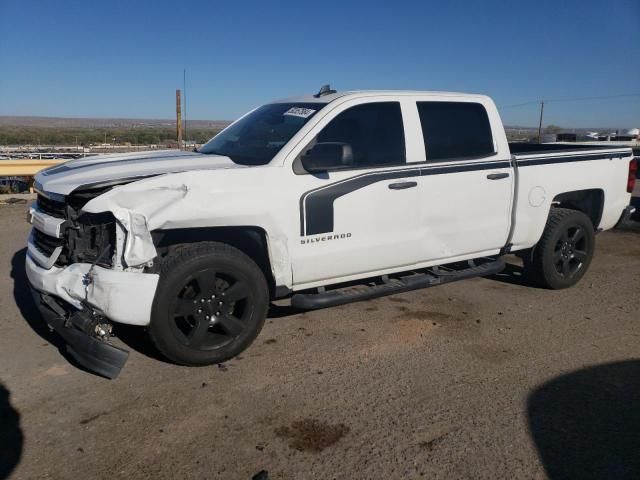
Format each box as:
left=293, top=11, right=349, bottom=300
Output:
left=301, top=142, right=354, bottom=173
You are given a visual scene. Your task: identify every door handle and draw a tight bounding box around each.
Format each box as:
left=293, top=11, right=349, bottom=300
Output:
left=388, top=181, right=417, bottom=190
left=486, top=173, right=509, bottom=180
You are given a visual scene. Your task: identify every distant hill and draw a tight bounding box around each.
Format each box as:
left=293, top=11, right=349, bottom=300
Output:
left=0, top=115, right=230, bottom=129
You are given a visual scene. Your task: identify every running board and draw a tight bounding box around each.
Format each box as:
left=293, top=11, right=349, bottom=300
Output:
left=291, top=257, right=505, bottom=310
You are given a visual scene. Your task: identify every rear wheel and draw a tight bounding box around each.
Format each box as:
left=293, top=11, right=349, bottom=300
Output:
left=524, top=208, right=595, bottom=289
left=149, top=242, right=269, bottom=365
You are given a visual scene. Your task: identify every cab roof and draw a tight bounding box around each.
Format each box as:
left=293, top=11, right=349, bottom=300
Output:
left=272, top=90, right=489, bottom=104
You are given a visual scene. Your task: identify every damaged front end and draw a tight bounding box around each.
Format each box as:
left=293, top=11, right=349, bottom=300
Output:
left=27, top=185, right=160, bottom=379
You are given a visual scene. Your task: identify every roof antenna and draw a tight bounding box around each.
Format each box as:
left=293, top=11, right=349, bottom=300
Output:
left=314, top=84, right=336, bottom=98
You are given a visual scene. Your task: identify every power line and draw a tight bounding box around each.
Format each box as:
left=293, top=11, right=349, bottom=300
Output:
left=499, top=93, right=640, bottom=110
left=498, top=101, right=540, bottom=109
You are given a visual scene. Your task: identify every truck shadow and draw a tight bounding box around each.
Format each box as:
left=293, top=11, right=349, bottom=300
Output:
left=527, top=360, right=640, bottom=480
left=10, top=247, right=306, bottom=365
left=0, top=382, right=23, bottom=480
left=10, top=248, right=64, bottom=349
left=486, top=260, right=532, bottom=287
left=113, top=324, right=168, bottom=363
left=114, top=304, right=309, bottom=361
left=267, top=303, right=307, bottom=319
left=117, top=302, right=311, bottom=361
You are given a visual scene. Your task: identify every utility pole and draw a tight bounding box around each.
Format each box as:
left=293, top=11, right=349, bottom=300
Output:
left=176, top=89, right=182, bottom=150
left=537, top=101, right=545, bottom=143
left=183, top=69, right=188, bottom=148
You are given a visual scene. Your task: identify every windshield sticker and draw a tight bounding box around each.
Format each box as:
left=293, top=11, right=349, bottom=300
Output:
left=284, top=107, right=316, bottom=119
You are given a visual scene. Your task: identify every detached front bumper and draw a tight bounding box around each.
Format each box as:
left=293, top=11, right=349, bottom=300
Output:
left=30, top=288, right=129, bottom=379
left=25, top=252, right=159, bottom=326
left=25, top=251, right=160, bottom=378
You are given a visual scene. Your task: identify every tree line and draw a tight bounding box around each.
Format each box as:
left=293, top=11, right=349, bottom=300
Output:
left=0, top=126, right=222, bottom=146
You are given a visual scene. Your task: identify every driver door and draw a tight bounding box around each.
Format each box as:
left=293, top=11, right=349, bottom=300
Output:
left=289, top=100, right=424, bottom=287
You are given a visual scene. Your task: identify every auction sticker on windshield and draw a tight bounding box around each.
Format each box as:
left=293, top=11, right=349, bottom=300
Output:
left=284, top=107, right=316, bottom=118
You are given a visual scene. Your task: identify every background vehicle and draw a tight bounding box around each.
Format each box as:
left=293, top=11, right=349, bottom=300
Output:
left=26, top=87, right=636, bottom=377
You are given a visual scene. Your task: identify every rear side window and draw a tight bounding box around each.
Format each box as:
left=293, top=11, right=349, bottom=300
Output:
left=417, top=102, right=495, bottom=161
left=314, top=102, right=405, bottom=168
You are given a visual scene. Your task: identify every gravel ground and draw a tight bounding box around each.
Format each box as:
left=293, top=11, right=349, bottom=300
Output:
left=0, top=201, right=639, bottom=480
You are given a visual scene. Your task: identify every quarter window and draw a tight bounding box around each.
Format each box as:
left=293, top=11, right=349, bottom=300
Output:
left=309, top=102, right=406, bottom=169
left=417, top=102, right=495, bottom=161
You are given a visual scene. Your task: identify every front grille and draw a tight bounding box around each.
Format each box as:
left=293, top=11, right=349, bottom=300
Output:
left=37, top=194, right=66, bottom=218
left=67, top=212, right=116, bottom=267
left=33, top=192, right=115, bottom=268
left=32, top=228, right=64, bottom=257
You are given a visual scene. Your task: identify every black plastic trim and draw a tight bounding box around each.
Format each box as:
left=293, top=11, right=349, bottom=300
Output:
left=30, top=289, right=128, bottom=379
left=499, top=244, right=513, bottom=255
left=388, top=181, right=418, bottom=190
left=614, top=205, right=637, bottom=228
left=274, top=285, right=292, bottom=299
left=291, top=257, right=505, bottom=309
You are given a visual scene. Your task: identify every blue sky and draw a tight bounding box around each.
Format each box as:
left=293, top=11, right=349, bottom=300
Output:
left=1, top=0, right=638, bottom=128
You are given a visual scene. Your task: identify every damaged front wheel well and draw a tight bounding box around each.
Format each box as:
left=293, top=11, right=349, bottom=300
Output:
left=150, top=227, right=276, bottom=297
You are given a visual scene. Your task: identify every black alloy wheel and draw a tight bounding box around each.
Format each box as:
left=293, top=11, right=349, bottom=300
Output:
left=169, top=268, right=251, bottom=350
left=150, top=242, right=269, bottom=365
left=524, top=208, right=595, bottom=290
left=553, top=224, right=589, bottom=279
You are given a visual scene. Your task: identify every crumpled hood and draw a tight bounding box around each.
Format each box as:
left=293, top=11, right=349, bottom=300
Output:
left=35, top=149, right=243, bottom=196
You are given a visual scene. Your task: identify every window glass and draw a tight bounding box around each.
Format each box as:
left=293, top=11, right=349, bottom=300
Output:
left=310, top=102, right=405, bottom=169
left=417, top=102, right=494, bottom=161
left=199, top=103, right=324, bottom=165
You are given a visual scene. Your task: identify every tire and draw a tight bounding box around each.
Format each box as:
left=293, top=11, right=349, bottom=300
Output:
left=524, top=208, right=595, bottom=289
left=149, top=242, right=269, bottom=365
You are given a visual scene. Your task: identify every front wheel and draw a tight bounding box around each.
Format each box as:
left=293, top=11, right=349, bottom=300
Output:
left=149, top=242, right=269, bottom=365
left=524, top=208, right=595, bottom=289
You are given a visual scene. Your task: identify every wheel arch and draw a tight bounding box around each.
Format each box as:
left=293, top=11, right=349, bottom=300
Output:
left=551, top=188, right=604, bottom=230
left=151, top=226, right=287, bottom=299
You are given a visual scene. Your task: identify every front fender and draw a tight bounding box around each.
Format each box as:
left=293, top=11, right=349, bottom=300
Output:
left=83, top=179, right=189, bottom=267
left=80, top=171, right=293, bottom=288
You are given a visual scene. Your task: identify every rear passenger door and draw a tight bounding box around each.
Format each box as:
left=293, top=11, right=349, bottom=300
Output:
left=291, top=100, right=424, bottom=286
left=415, top=100, right=513, bottom=260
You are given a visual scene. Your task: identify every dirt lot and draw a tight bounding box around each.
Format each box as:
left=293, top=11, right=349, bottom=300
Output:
left=1, top=200, right=639, bottom=480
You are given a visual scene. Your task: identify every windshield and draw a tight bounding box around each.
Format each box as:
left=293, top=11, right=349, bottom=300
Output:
left=199, top=102, right=324, bottom=165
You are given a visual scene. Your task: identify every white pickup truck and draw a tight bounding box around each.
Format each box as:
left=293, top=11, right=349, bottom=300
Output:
left=27, top=86, right=637, bottom=378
